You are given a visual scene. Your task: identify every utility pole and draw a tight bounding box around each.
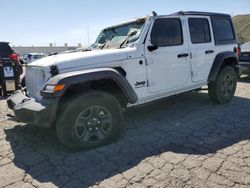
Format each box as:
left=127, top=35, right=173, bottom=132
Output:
left=87, top=25, right=90, bottom=46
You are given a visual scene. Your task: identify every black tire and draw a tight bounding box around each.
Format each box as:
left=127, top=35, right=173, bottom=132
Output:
left=208, top=66, right=237, bottom=104
left=56, top=90, right=123, bottom=149
left=21, top=77, right=25, bottom=88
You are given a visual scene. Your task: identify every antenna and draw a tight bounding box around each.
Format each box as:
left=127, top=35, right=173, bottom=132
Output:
left=152, top=11, right=157, bottom=17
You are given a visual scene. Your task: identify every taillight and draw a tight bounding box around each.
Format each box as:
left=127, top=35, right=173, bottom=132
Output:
left=9, top=53, right=20, bottom=63
left=234, top=46, right=241, bottom=57
left=236, top=47, right=241, bottom=57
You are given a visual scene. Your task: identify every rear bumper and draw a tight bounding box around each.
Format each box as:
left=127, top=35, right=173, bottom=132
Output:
left=239, top=62, right=250, bottom=74
left=7, top=90, right=58, bottom=127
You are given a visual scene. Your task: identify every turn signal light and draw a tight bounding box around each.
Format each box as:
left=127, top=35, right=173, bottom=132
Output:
left=54, top=84, right=65, bottom=92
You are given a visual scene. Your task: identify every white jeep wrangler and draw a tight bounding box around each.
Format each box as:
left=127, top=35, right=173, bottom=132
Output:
left=8, top=11, right=240, bottom=149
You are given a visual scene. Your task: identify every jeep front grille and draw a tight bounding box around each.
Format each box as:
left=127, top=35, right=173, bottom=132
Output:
left=25, top=66, right=45, bottom=100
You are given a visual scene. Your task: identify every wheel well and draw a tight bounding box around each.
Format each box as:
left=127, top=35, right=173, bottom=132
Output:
left=221, top=57, right=238, bottom=73
left=57, top=79, right=128, bottom=115
left=91, top=79, right=128, bottom=107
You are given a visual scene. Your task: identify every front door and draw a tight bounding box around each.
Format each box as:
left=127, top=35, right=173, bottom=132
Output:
left=145, top=17, right=190, bottom=93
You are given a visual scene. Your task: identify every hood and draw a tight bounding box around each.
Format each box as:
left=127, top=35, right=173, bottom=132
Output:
left=29, top=48, right=130, bottom=71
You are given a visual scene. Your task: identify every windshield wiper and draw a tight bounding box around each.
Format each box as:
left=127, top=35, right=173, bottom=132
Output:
left=100, top=35, right=115, bottom=49
left=119, top=30, right=138, bottom=48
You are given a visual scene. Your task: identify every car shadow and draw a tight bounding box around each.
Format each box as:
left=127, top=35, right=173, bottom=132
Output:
left=4, top=91, right=250, bottom=187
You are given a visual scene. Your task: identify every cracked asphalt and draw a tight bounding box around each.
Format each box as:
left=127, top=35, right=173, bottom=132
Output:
left=0, top=76, right=250, bottom=188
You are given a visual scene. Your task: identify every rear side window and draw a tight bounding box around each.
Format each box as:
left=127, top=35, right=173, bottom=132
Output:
left=211, top=17, right=236, bottom=45
left=151, top=18, right=183, bottom=47
left=188, top=18, right=211, bottom=44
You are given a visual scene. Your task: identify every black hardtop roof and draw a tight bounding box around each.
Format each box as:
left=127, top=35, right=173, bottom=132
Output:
left=170, top=11, right=231, bottom=17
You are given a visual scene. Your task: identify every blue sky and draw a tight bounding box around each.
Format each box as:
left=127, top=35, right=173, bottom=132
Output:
left=1, top=0, right=249, bottom=46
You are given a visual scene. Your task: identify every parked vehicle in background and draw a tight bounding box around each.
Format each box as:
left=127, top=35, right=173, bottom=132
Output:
left=25, top=53, right=46, bottom=64
left=8, top=11, right=240, bottom=149
left=19, top=55, right=28, bottom=64
left=0, top=42, right=23, bottom=95
left=239, top=42, right=250, bottom=76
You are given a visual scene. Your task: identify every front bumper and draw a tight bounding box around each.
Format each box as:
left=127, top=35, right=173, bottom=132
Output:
left=7, top=90, right=58, bottom=127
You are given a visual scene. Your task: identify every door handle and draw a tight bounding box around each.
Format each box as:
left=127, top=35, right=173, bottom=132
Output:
left=205, top=50, right=214, bottom=54
left=177, top=53, right=189, bottom=58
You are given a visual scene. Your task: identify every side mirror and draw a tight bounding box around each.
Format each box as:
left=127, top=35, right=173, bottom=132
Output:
left=147, top=45, right=158, bottom=52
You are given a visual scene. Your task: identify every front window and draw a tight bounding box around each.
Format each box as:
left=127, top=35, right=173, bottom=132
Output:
left=151, top=18, right=183, bottom=47
left=92, top=18, right=146, bottom=50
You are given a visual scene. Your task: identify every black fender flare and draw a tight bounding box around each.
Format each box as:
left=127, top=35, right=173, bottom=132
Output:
left=208, top=51, right=238, bottom=82
left=41, top=68, right=138, bottom=104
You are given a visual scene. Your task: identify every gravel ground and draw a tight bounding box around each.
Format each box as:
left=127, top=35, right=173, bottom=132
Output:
left=0, top=76, right=250, bottom=188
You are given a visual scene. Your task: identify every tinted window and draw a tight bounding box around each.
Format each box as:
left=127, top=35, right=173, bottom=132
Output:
left=212, top=17, right=235, bottom=43
left=151, top=18, right=183, bottom=47
left=189, top=18, right=211, bottom=43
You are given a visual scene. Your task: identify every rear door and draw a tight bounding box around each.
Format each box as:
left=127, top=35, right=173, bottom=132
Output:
left=186, top=16, right=216, bottom=83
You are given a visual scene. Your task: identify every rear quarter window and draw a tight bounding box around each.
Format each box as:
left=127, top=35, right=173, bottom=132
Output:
left=211, top=17, right=236, bottom=45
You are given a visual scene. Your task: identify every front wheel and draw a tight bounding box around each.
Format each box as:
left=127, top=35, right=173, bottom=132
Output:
left=56, top=90, right=124, bottom=149
left=208, top=66, right=237, bottom=104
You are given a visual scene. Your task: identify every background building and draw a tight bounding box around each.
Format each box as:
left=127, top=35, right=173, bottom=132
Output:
left=12, top=43, right=82, bottom=56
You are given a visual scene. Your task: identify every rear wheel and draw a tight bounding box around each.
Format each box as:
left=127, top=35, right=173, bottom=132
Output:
left=208, top=66, right=237, bottom=104
left=56, top=90, right=123, bottom=149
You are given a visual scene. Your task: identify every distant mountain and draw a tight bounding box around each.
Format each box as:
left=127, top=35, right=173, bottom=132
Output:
left=233, top=14, right=250, bottom=43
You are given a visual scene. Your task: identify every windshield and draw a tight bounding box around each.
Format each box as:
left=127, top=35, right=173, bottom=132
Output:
left=92, top=18, right=146, bottom=49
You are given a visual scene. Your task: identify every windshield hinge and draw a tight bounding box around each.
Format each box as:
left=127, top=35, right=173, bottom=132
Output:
left=145, top=58, right=153, bottom=65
